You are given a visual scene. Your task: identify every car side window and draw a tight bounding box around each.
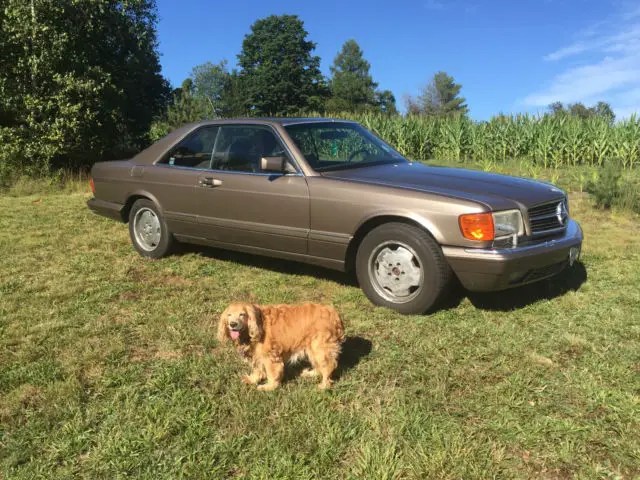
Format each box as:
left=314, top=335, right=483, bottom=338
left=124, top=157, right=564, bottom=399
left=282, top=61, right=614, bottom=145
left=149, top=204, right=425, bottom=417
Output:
left=163, top=126, right=219, bottom=169
left=211, top=126, right=288, bottom=173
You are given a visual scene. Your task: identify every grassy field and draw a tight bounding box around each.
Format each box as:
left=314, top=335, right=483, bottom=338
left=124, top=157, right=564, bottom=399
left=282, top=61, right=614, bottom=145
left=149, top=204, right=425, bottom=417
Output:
left=1, top=188, right=639, bottom=479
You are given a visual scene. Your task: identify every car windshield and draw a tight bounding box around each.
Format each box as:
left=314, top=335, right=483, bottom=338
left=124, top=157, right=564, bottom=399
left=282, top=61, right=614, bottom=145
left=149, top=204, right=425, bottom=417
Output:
left=284, top=122, right=407, bottom=172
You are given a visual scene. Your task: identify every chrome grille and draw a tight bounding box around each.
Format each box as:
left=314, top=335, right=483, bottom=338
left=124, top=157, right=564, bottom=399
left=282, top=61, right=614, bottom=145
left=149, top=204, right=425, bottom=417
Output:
left=528, top=199, right=567, bottom=236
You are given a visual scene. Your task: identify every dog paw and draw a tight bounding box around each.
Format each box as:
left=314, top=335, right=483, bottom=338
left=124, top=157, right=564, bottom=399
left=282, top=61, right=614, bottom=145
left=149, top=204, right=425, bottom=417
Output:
left=241, top=375, right=255, bottom=384
left=300, top=368, right=319, bottom=377
left=257, top=383, right=279, bottom=392
left=317, top=380, right=333, bottom=390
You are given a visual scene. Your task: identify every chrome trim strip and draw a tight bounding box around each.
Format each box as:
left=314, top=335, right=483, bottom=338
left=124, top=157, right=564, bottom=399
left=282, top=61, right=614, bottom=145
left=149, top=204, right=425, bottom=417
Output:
left=529, top=212, right=560, bottom=221
left=198, top=216, right=309, bottom=238
left=164, top=211, right=197, bottom=223
left=309, top=231, right=352, bottom=244
left=528, top=197, right=565, bottom=209
left=154, top=163, right=303, bottom=177
left=173, top=233, right=345, bottom=271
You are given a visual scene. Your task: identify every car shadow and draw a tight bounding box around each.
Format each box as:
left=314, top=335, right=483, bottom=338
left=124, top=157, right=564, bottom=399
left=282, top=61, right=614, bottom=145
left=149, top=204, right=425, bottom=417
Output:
left=179, top=244, right=587, bottom=313
left=178, top=243, right=357, bottom=287
left=465, top=261, right=588, bottom=312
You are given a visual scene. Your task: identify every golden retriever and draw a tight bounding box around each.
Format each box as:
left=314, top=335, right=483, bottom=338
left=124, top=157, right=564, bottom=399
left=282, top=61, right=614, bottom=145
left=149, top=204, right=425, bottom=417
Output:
left=218, top=302, right=345, bottom=390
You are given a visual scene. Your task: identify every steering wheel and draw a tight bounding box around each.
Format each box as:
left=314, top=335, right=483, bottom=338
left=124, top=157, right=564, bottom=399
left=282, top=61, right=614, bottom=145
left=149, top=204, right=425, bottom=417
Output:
left=348, top=149, right=370, bottom=162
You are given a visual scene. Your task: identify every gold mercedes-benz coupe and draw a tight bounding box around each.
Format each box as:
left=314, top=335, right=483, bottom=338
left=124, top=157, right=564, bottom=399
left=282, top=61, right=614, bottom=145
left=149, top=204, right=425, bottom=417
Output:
left=88, top=118, right=583, bottom=314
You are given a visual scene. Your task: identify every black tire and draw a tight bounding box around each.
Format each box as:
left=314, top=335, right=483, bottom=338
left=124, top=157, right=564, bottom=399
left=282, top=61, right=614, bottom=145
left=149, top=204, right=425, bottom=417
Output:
left=128, top=199, right=175, bottom=259
left=355, top=222, right=452, bottom=315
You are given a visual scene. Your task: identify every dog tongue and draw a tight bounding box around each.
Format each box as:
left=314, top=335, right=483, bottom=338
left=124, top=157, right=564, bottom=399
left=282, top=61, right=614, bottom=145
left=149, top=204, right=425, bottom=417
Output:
left=230, top=330, right=240, bottom=340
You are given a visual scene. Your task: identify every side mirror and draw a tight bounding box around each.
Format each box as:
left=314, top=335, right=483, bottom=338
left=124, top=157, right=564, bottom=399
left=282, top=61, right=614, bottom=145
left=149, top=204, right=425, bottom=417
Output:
left=260, top=156, right=297, bottom=174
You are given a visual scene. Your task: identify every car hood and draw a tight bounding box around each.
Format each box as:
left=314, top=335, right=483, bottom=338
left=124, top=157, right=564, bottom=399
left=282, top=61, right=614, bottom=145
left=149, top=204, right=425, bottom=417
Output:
left=322, top=162, right=565, bottom=209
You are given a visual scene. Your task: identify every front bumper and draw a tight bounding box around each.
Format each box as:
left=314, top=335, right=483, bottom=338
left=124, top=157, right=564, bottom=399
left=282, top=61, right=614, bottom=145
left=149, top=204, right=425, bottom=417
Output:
left=87, top=197, right=124, bottom=222
left=442, top=219, right=583, bottom=292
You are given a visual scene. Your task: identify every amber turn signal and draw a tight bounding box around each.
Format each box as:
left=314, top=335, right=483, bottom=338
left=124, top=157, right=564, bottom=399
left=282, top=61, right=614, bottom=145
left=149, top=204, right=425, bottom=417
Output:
left=89, top=177, right=95, bottom=194
left=459, top=213, right=494, bottom=241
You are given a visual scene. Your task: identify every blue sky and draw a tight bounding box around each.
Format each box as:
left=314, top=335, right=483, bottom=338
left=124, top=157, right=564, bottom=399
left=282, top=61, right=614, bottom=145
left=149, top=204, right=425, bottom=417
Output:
left=156, top=0, right=640, bottom=120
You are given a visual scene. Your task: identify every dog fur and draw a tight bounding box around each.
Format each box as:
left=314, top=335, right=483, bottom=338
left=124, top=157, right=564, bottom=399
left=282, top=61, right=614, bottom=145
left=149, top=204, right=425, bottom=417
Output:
left=218, top=302, right=345, bottom=390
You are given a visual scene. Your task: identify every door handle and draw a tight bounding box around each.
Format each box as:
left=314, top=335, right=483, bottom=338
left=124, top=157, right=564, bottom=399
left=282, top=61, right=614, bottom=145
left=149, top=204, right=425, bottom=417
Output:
left=199, top=177, right=222, bottom=187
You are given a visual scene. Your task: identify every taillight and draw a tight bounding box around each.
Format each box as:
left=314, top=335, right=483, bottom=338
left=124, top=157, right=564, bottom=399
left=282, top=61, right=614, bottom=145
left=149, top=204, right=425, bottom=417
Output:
left=89, top=177, right=95, bottom=194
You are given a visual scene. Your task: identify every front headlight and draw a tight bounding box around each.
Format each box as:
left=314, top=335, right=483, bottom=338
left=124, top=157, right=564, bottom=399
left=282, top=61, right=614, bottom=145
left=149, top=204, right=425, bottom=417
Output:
left=492, top=209, right=524, bottom=239
left=459, top=210, right=524, bottom=243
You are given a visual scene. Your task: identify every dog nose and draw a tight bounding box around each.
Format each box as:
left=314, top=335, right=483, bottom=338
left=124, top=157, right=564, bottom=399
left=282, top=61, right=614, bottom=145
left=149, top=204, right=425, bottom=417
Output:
left=229, top=320, right=239, bottom=329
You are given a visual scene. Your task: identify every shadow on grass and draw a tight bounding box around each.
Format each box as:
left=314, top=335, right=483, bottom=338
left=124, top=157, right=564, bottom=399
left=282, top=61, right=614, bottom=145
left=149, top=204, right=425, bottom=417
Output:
left=179, top=245, right=587, bottom=314
left=282, top=336, right=372, bottom=384
left=335, top=336, right=373, bottom=380
left=466, top=262, right=588, bottom=312
left=179, top=243, right=356, bottom=287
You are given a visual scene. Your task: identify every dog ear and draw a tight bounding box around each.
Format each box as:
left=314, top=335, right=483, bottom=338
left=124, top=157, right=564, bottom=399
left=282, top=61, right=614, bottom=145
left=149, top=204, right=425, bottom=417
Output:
left=217, top=308, right=230, bottom=343
left=247, top=304, right=264, bottom=342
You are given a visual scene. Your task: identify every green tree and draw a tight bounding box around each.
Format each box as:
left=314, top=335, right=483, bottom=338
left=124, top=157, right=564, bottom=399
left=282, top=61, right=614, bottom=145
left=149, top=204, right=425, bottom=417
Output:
left=219, top=70, right=252, bottom=117
left=548, top=101, right=616, bottom=124
left=375, top=90, right=397, bottom=114
left=237, top=14, right=325, bottom=115
left=594, top=101, right=615, bottom=124
left=149, top=78, right=214, bottom=141
left=0, top=0, right=168, bottom=180
left=408, top=72, right=468, bottom=117
left=327, top=39, right=377, bottom=112
left=569, top=102, right=593, bottom=119
left=326, top=39, right=396, bottom=114
left=548, top=101, right=567, bottom=116
left=190, top=60, right=230, bottom=116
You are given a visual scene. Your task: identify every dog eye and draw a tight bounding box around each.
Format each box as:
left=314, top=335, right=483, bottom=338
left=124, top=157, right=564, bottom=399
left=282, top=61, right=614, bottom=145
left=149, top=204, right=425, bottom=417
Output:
left=239, top=313, right=247, bottom=318
left=227, top=313, right=232, bottom=317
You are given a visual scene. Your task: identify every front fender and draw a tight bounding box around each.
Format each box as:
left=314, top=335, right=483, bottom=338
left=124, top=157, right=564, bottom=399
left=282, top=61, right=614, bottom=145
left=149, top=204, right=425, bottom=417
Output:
left=353, top=210, right=446, bottom=244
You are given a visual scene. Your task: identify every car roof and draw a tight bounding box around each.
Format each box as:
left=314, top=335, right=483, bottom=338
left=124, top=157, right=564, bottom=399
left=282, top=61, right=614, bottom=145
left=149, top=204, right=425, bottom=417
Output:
left=132, top=118, right=361, bottom=166
left=188, top=117, right=359, bottom=127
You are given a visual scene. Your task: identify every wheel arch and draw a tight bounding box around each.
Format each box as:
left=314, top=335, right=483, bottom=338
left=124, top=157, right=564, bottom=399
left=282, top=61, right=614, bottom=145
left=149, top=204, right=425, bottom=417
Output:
left=121, top=191, right=164, bottom=223
left=344, top=214, right=444, bottom=273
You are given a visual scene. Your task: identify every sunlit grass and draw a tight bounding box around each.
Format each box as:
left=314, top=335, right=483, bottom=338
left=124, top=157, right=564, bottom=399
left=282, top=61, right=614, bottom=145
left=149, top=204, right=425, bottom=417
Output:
left=0, top=192, right=638, bottom=478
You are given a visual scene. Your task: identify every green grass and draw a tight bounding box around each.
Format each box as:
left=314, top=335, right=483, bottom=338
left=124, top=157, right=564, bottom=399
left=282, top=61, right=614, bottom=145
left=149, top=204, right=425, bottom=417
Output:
left=1, top=191, right=639, bottom=479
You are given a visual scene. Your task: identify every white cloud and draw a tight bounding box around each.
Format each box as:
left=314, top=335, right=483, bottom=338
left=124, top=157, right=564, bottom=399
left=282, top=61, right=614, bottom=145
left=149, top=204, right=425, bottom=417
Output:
left=524, top=56, right=640, bottom=105
left=523, top=5, right=640, bottom=119
left=544, top=42, right=589, bottom=61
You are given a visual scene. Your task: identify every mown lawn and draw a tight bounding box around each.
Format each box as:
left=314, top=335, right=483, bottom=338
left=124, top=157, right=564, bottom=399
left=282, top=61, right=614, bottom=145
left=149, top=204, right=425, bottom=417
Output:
left=1, top=190, right=638, bottom=479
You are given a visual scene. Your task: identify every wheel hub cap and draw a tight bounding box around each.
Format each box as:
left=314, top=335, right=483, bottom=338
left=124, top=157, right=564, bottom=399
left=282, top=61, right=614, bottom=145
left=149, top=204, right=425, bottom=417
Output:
left=370, top=243, right=423, bottom=301
left=134, top=208, right=161, bottom=251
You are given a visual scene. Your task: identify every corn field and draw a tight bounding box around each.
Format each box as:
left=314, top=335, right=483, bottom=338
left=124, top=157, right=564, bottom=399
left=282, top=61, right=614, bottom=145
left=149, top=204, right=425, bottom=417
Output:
left=324, top=113, right=640, bottom=170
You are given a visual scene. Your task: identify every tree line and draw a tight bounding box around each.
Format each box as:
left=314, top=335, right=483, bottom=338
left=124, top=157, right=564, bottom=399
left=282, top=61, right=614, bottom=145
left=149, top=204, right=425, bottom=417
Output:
left=151, top=15, right=403, bottom=138
left=0, top=3, right=621, bottom=183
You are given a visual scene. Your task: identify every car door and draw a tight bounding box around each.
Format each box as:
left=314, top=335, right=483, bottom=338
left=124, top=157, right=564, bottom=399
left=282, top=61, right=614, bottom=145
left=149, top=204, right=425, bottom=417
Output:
left=141, top=125, right=219, bottom=237
left=193, top=125, right=310, bottom=254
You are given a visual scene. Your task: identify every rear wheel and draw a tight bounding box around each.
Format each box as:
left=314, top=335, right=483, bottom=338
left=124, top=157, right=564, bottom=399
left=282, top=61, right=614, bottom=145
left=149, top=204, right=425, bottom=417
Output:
left=128, top=199, right=175, bottom=259
left=355, top=223, right=452, bottom=314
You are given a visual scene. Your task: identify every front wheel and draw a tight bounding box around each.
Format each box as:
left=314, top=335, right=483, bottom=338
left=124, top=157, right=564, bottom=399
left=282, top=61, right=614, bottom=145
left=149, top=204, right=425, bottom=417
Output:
left=128, top=199, right=175, bottom=259
left=355, top=223, right=452, bottom=315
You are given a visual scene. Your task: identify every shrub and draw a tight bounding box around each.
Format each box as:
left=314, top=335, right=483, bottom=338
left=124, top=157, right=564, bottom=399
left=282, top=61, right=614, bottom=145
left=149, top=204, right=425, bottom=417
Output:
left=586, top=165, right=622, bottom=209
